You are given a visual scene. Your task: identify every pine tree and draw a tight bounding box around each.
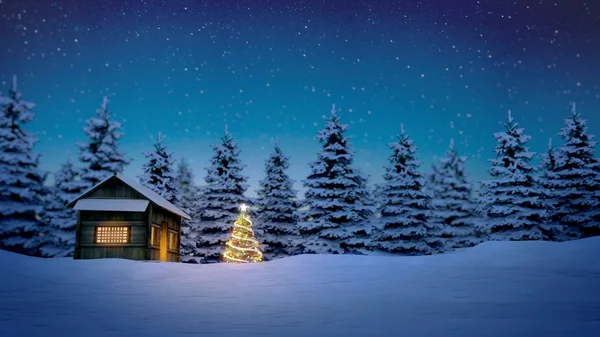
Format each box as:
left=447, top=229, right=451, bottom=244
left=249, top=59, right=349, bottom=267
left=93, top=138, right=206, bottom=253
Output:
left=0, top=76, right=47, bottom=256
left=371, top=124, right=434, bottom=255
left=174, top=158, right=198, bottom=258
left=477, top=110, right=546, bottom=241
left=78, top=96, right=129, bottom=189
left=223, top=204, right=263, bottom=263
left=138, top=132, right=177, bottom=203
left=548, top=103, right=600, bottom=238
left=428, top=139, right=480, bottom=249
left=190, top=127, right=249, bottom=263
left=299, top=105, right=374, bottom=254
left=39, top=160, right=86, bottom=257
left=255, top=141, right=300, bottom=260
left=537, top=138, right=567, bottom=240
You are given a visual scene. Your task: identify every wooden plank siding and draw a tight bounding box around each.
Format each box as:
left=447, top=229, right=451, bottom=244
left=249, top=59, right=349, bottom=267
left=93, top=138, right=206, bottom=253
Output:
left=80, top=211, right=146, bottom=222
left=150, top=247, right=180, bottom=262
left=79, top=221, right=147, bottom=245
left=87, top=178, right=146, bottom=199
left=76, top=210, right=149, bottom=260
left=74, top=211, right=82, bottom=259
left=150, top=206, right=181, bottom=262
left=151, top=208, right=181, bottom=231
left=145, top=203, right=153, bottom=260
left=79, top=247, right=147, bottom=260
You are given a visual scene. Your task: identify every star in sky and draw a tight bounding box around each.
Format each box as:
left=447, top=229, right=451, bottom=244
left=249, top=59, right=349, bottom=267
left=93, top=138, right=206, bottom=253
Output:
left=0, top=0, right=598, bottom=196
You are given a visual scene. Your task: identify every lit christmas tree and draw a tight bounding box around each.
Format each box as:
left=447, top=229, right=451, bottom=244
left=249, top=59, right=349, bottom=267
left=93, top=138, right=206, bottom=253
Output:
left=223, top=204, right=263, bottom=263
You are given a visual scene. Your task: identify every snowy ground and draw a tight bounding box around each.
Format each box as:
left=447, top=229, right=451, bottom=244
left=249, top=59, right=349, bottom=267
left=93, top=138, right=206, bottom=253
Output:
left=1, top=239, right=600, bottom=337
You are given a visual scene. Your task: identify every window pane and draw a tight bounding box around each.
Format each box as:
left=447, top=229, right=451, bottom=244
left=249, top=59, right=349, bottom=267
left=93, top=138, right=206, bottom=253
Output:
left=151, top=226, right=160, bottom=246
left=168, top=231, right=177, bottom=250
left=96, top=226, right=129, bottom=244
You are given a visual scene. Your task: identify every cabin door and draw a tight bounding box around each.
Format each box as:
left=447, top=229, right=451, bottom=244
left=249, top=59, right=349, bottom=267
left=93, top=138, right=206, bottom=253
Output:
left=160, top=221, right=168, bottom=262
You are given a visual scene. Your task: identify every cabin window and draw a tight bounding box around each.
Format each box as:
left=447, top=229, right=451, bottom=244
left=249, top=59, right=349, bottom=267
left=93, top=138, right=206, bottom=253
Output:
left=95, top=226, right=129, bottom=244
left=151, top=225, right=161, bottom=247
left=168, top=230, right=177, bottom=250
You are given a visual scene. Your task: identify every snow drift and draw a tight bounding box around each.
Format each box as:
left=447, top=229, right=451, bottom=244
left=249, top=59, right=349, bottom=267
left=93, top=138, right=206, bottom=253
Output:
left=1, top=238, right=600, bottom=337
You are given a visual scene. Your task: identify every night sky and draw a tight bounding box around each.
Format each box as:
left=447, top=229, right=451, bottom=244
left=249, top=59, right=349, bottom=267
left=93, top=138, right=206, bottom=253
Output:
left=1, top=0, right=599, bottom=196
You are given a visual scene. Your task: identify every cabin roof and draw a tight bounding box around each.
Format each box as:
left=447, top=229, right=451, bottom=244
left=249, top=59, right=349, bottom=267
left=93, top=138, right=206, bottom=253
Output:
left=73, top=199, right=150, bottom=212
left=67, top=173, right=192, bottom=220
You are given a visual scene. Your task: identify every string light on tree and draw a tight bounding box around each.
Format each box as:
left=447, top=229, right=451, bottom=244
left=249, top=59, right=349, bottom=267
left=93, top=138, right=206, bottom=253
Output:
left=223, top=204, right=264, bottom=263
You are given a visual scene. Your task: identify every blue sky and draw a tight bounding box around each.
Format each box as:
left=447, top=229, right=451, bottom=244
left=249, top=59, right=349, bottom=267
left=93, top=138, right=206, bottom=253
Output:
left=1, top=0, right=599, bottom=196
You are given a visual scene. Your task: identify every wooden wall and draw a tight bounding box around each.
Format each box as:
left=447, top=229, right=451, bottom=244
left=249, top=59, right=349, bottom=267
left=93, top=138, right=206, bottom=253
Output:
left=87, top=177, right=145, bottom=199
left=149, top=249, right=180, bottom=262
left=150, top=206, right=182, bottom=262
left=151, top=208, right=181, bottom=232
left=76, top=210, right=148, bottom=260
left=79, top=246, right=147, bottom=260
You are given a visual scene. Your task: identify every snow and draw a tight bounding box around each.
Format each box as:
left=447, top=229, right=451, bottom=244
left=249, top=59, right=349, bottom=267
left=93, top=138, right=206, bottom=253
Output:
left=73, top=199, right=150, bottom=212
left=1, top=238, right=599, bottom=337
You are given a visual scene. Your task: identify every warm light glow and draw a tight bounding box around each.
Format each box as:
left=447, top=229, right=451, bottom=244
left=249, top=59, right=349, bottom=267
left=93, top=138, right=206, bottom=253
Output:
left=96, top=226, right=129, bottom=244
left=223, top=209, right=263, bottom=263
left=223, top=251, right=252, bottom=263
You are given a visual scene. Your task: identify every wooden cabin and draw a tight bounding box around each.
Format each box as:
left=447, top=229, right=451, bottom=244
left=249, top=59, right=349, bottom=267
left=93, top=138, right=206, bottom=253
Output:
left=67, top=173, right=191, bottom=262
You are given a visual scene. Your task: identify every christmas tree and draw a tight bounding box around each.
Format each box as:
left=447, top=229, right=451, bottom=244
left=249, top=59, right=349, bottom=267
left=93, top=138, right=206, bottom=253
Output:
left=371, top=124, right=434, bottom=255
left=0, top=75, right=47, bottom=256
left=223, top=204, right=263, bottom=263
left=138, top=132, right=177, bottom=203
left=477, top=110, right=546, bottom=241
left=255, top=141, right=301, bottom=260
left=191, top=127, right=249, bottom=263
left=78, top=96, right=129, bottom=189
left=299, top=104, right=374, bottom=254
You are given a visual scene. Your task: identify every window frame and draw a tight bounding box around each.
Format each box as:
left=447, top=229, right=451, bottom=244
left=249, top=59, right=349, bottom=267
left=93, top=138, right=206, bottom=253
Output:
left=94, top=225, right=131, bottom=244
left=151, top=224, right=161, bottom=247
left=168, top=230, right=178, bottom=251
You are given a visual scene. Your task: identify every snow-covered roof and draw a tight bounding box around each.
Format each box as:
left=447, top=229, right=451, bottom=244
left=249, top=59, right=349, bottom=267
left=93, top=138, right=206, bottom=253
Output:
left=74, top=199, right=149, bottom=212
left=67, top=173, right=191, bottom=220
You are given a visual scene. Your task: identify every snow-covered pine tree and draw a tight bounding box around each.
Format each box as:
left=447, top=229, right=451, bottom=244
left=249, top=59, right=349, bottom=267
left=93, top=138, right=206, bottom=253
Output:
left=371, top=124, right=434, bottom=255
left=424, top=155, right=443, bottom=236
left=138, top=132, right=177, bottom=203
left=0, top=75, right=47, bottom=256
left=78, top=97, right=129, bottom=189
left=428, top=139, right=480, bottom=249
left=537, top=138, right=567, bottom=240
left=549, top=103, right=600, bottom=238
left=255, top=141, right=300, bottom=260
left=477, top=110, right=546, bottom=241
left=189, top=127, right=249, bottom=263
left=174, top=158, right=198, bottom=258
left=425, top=155, right=442, bottom=194
left=298, top=105, right=374, bottom=254
left=39, top=160, right=86, bottom=257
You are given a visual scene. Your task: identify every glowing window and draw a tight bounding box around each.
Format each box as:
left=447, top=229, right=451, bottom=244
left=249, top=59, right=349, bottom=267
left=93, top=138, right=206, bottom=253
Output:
left=95, top=226, right=129, bottom=244
left=151, top=225, right=160, bottom=246
left=168, top=230, right=177, bottom=250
